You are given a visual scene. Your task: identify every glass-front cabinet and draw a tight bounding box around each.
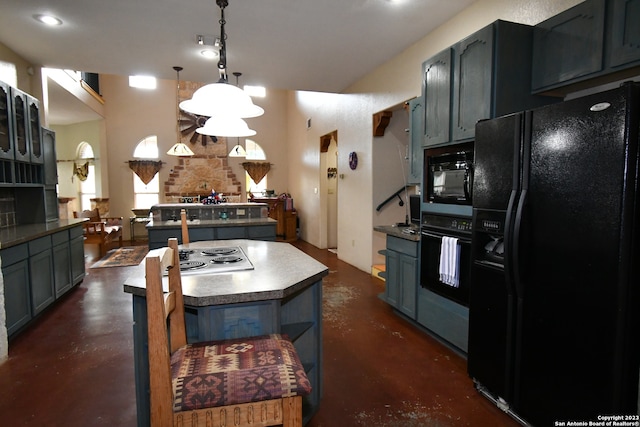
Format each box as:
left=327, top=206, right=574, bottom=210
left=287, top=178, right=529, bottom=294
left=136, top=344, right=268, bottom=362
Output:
left=12, top=87, right=30, bottom=163
left=28, top=96, right=43, bottom=164
left=0, top=80, right=14, bottom=160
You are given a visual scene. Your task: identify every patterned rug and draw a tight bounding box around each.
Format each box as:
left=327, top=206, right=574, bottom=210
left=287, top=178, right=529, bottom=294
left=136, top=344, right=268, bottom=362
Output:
left=90, top=246, right=148, bottom=268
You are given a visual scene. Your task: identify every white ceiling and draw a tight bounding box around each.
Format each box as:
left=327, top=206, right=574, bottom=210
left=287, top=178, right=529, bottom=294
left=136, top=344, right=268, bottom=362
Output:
left=0, top=0, right=475, bottom=124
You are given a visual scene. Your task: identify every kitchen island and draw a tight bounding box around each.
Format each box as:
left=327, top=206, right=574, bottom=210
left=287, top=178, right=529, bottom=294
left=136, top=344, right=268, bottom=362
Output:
left=124, top=239, right=328, bottom=426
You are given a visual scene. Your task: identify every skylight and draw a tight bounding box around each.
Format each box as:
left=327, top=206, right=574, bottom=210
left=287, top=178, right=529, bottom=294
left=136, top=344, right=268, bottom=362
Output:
left=129, top=75, right=157, bottom=90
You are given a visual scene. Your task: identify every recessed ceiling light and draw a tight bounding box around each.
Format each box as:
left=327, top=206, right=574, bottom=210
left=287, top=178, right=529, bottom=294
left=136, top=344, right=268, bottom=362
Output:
left=33, top=14, right=63, bottom=26
left=200, top=49, right=218, bottom=59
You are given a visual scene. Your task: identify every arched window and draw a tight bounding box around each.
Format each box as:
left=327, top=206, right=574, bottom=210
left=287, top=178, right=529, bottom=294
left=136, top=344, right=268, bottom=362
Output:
left=133, top=136, right=160, bottom=208
left=245, top=139, right=267, bottom=194
left=76, top=142, right=95, bottom=211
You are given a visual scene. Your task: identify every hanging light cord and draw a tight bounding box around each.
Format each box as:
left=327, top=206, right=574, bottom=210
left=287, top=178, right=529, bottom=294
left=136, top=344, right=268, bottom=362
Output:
left=217, top=0, right=229, bottom=82
left=174, top=66, right=183, bottom=145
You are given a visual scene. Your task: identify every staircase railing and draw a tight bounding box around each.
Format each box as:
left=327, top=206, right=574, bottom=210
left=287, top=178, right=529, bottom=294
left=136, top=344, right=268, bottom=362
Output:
left=376, top=185, right=411, bottom=212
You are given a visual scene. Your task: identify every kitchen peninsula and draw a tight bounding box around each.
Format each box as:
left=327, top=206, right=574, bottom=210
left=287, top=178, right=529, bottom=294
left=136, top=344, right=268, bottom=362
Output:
left=123, top=239, right=328, bottom=426
left=146, top=202, right=277, bottom=249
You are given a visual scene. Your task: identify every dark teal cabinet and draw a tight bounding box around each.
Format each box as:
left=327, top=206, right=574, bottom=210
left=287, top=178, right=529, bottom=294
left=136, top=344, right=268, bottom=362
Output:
left=2, top=224, right=85, bottom=338
left=28, top=236, right=55, bottom=315
left=452, top=26, right=493, bottom=142
left=0, top=81, right=14, bottom=161
left=11, top=87, right=30, bottom=163
left=384, top=235, right=418, bottom=319
left=408, top=97, right=423, bottom=184
left=2, top=244, right=31, bottom=336
left=422, top=21, right=555, bottom=147
left=70, top=226, right=86, bottom=285
left=532, top=0, right=605, bottom=92
left=52, top=231, right=72, bottom=298
left=28, top=96, right=42, bottom=164
left=609, top=0, right=640, bottom=69
left=422, top=48, right=452, bottom=147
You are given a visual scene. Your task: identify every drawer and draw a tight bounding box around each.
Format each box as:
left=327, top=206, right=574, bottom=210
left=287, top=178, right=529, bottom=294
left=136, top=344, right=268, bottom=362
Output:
left=0, top=243, right=29, bottom=266
left=28, top=235, right=52, bottom=254
left=70, top=225, right=84, bottom=240
left=387, top=235, right=419, bottom=257
left=52, top=230, right=68, bottom=246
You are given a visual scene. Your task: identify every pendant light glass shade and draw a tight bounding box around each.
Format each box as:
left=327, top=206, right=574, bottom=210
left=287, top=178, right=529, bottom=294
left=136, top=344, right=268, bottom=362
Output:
left=180, top=82, right=264, bottom=118
left=228, top=144, right=247, bottom=157
left=167, top=142, right=195, bottom=156
left=196, top=115, right=256, bottom=137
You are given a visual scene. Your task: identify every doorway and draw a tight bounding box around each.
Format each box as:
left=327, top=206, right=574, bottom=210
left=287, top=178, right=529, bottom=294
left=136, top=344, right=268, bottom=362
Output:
left=321, top=130, right=338, bottom=251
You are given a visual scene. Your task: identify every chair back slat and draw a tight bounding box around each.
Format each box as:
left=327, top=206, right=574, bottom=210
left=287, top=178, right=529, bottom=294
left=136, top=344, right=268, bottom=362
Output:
left=180, top=209, right=189, bottom=244
left=145, top=244, right=176, bottom=426
left=166, top=238, right=187, bottom=351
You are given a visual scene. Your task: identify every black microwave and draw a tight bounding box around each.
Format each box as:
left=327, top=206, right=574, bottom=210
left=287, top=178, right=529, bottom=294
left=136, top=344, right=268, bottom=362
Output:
left=426, top=149, right=474, bottom=205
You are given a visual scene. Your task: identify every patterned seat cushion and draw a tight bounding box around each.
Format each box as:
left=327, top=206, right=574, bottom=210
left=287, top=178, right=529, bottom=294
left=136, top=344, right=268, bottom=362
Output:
left=170, top=334, right=312, bottom=411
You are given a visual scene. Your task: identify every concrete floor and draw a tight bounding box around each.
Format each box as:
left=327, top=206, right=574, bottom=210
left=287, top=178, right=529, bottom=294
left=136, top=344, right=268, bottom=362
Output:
left=0, top=240, right=519, bottom=426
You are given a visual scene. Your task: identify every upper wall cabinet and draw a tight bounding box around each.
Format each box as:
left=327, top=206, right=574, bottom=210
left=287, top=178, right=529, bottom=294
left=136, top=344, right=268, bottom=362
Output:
left=422, top=48, right=452, bottom=146
left=531, top=0, right=605, bottom=92
left=532, top=0, right=640, bottom=94
left=0, top=81, right=14, bottom=160
left=422, top=20, right=556, bottom=148
left=12, top=87, right=30, bottom=162
left=408, top=97, right=423, bottom=185
left=609, top=0, right=640, bottom=69
left=28, top=96, right=43, bottom=164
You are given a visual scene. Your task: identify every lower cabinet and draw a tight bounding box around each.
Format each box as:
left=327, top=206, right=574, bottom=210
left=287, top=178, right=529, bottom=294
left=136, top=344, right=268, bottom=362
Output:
left=53, top=231, right=72, bottom=298
left=29, top=236, right=55, bottom=315
left=70, top=226, right=86, bottom=285
left=1, top=224, right=85, bottom=338
left=384, top=235, right=419, bottom=319
left=2, top=244, right=31, bottom=336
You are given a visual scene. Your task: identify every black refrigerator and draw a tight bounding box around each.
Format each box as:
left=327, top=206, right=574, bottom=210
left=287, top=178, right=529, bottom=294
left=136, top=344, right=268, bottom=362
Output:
left=468, top=82, right=640, bottom=426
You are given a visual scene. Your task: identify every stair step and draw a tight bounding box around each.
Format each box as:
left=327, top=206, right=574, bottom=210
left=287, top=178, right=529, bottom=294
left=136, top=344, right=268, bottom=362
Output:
left=371, top=264, right=385, bottom=281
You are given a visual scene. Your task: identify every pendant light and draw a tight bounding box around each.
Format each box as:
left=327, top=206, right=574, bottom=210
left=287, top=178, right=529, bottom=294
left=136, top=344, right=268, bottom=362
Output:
left=228, top=140, right=247, bottom=157
left=167, top=66, right=195, bottom=156
left=179, top=0, right=264, bottom=120
left=197, top=72, right=256, bottom=138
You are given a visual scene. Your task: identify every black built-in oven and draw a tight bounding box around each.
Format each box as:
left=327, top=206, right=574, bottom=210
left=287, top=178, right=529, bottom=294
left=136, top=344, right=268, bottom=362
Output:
left=420, top=213, right=472, bottom=306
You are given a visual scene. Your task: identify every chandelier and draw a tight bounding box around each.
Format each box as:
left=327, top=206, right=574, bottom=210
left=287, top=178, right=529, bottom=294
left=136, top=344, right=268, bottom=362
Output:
left=179, top=0, right=264, bottom=128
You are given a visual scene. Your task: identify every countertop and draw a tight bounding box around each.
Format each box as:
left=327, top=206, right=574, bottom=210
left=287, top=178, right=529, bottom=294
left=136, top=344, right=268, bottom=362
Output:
left=123, top=239, right=328, bottom=306
left=0, top=219, right=87, bottom=249
left=146, top=217, right=277, bottom=229
left=374, top=224, right=421, bottom=242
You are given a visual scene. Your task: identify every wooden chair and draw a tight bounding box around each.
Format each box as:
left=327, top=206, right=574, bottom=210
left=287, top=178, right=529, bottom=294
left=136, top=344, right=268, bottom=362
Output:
left=73, top=208, right=123, bottom=257
left=145, top=238, right=311, bottom=427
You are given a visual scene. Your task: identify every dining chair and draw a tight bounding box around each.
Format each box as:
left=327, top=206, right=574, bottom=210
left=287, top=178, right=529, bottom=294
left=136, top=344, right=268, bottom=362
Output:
left=145, top=238, right=311, bottom=426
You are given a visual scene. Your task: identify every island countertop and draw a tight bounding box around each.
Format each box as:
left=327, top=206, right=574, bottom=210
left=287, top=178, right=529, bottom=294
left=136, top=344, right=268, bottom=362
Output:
left=123, top=239, right=328, bottom=306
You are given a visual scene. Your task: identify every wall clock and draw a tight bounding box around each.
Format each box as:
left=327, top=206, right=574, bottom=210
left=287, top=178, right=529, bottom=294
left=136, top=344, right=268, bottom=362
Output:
left=348, top=151, right=358, bottom=170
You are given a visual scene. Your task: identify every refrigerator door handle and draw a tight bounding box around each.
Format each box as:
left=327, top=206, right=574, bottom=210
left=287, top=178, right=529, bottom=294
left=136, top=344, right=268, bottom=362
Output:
left=512, top=189, right=527, bottom=291
left=504, top=189, right=518, bottom=282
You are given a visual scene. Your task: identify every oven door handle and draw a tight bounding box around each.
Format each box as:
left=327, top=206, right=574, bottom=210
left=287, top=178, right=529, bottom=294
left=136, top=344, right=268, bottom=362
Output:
left=421, top=231, right=471, bottom=245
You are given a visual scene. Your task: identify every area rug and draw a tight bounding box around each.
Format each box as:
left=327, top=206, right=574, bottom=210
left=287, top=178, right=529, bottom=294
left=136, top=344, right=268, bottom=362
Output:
left=90, top=246, right=149, bottom=268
